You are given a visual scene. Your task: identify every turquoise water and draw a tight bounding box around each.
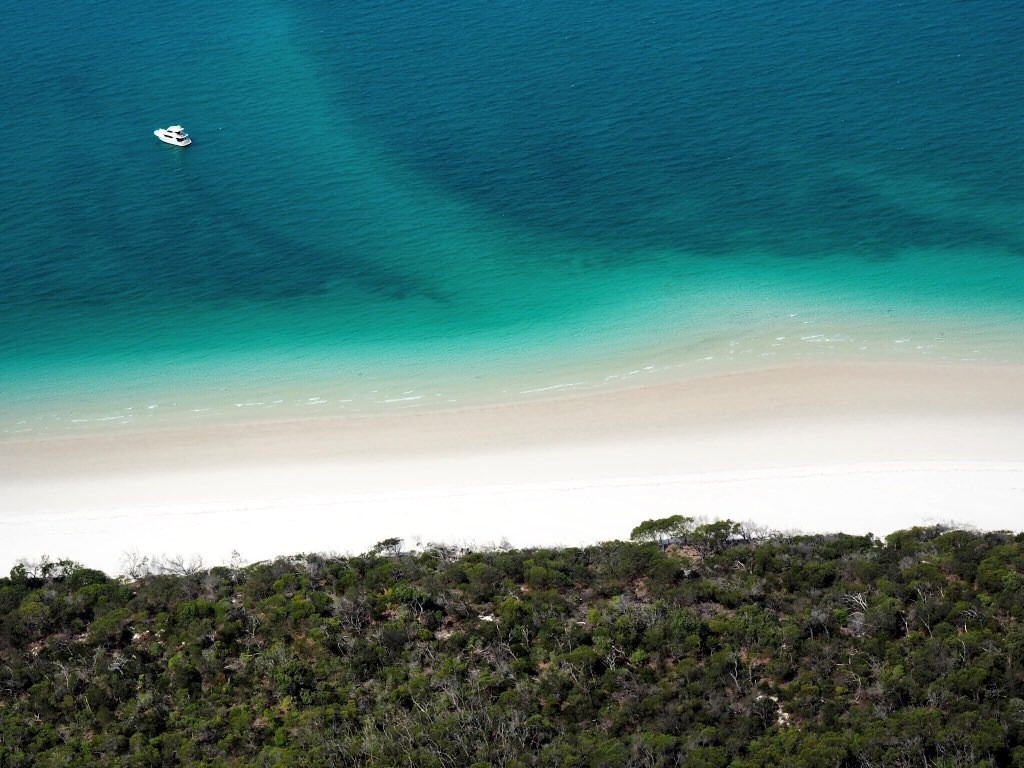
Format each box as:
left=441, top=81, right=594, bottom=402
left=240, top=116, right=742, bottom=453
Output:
left=2, top=0, right=1023, bottom=434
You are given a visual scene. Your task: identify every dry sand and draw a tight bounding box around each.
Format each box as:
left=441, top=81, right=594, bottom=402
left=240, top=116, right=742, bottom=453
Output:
left=2, top=362, right=1023, bottom=574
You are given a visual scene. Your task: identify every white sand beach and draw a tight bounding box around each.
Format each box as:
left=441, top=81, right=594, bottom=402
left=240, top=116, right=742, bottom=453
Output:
left=2, top=362, right=1023, bottom=575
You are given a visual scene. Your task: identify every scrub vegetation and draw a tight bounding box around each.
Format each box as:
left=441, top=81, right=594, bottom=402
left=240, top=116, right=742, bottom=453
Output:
left=2, top=521, right=1024, bottom=767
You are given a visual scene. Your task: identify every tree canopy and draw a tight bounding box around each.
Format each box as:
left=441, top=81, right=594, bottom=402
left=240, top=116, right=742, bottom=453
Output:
left=629, top=514, right=695, bottom=545
left=1, top=522, right=1023, bottom=767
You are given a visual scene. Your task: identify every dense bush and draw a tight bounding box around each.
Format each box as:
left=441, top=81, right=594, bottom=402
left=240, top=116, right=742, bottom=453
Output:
left=1, top=524, right=1022, bottom=766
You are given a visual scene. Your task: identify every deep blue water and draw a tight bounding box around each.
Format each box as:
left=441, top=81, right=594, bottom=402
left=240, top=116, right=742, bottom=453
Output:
left=1, top=0, right=1022, bottom=432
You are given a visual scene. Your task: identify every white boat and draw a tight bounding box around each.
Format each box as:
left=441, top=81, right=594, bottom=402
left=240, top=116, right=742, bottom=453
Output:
left=154, top=125, right=192, bottom=146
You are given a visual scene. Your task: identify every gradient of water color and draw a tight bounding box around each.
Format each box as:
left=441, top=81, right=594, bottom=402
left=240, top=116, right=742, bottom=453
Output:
left=2, top=0, right=1022, bottom=434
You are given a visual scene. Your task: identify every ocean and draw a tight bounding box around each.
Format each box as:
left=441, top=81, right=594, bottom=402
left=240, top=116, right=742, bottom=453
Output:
left=2, top=0, right=1022, bottom=435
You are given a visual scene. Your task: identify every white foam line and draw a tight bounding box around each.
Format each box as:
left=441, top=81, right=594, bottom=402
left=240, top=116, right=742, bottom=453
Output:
left=385, top=396, right=424, bottom=403
left=520, top=382, right=586, bottom=394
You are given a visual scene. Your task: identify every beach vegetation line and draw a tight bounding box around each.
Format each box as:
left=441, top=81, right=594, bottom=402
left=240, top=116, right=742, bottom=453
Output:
left=1, top=522, right=1023, bottom=766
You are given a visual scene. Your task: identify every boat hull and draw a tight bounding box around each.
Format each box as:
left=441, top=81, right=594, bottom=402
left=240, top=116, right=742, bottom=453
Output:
left=154, top=130, right=191, bottom=146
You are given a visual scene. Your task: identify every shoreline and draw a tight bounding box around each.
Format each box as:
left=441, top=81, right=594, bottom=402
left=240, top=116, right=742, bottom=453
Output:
left=3, top=361, right=1023, bottom=574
